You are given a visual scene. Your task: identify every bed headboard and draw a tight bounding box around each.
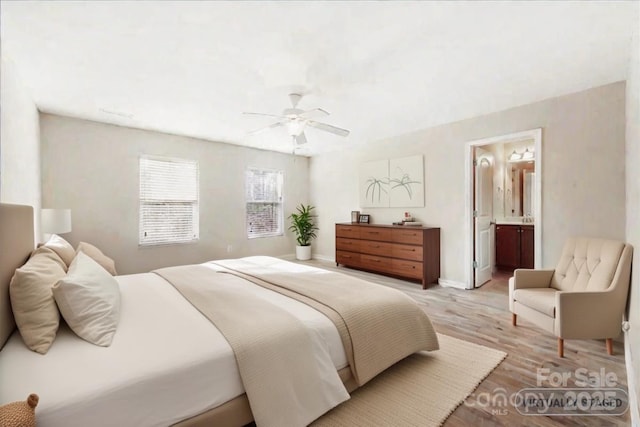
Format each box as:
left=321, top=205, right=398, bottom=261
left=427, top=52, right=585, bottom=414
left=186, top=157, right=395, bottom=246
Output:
left=0, top=203, right=35, bottom=349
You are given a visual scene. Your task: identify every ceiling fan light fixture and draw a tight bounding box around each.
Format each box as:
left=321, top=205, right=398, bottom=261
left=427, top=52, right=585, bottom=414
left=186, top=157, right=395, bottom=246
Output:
left=286, top=119, right=306, bottom=137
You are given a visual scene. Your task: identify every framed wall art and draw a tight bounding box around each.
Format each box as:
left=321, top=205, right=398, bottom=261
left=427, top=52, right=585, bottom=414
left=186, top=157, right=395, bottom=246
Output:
left=359, top=155, right=424, bottom=208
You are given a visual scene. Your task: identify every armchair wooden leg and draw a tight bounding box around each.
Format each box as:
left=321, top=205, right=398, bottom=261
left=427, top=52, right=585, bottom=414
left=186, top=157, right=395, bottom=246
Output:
left=558, top=338, right=564, bottom=358
left=512, top=313, right=517, bottom=326
left=606, top=338, right=613, bottom=355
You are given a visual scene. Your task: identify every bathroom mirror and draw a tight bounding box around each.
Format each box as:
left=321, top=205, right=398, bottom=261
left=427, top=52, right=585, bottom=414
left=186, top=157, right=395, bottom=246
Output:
left=505, top=162, right=535, bottom=217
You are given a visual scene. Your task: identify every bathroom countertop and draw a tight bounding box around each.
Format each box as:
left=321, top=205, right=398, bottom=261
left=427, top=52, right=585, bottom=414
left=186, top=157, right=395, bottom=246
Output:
left=495, top=220, right=535, bottom=226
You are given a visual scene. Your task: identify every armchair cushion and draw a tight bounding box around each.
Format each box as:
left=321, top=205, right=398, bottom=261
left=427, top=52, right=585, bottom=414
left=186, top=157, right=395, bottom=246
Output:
left=512, top=288, right=556, bottom=317
left=512, top=269, right=555, bottom=289
left=551, top=238, right=624, bottom=292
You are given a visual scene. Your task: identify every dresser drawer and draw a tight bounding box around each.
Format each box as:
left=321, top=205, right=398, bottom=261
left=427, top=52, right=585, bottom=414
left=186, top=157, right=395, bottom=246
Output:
left=391, top=243, right=423, bottom=262
left=360, top=227, right=392, bottom=241
left=336, top=251, right=360, bottom=265
left=359, top=240, right=392, bottom=257
left=360, top=254, right=392, bottom=271
left=392, top=228, right=423, bottom=245
left=335, top=223, right=440, bottom=289
left=391, top=259, right=423, bottom=279
left=336, top=238, right=360, bottom=252
left=336, top=225, right=360, bottom=239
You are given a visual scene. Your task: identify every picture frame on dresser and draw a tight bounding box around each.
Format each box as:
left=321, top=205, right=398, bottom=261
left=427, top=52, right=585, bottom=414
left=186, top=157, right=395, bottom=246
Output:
left=358, top=214, right=370, bottom=224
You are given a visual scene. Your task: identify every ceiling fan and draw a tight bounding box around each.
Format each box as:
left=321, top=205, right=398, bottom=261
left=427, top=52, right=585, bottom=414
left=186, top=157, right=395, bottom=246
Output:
left=244, top=93, right=350, bottom=145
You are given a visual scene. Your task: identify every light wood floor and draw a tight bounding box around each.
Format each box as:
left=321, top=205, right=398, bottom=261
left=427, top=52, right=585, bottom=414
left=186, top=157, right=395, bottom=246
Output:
left=300, top=260, right=630, bottom=426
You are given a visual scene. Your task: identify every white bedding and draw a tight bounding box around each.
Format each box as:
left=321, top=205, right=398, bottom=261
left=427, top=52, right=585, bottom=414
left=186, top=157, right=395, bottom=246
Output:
left=0, top=269, right=348, bottom=427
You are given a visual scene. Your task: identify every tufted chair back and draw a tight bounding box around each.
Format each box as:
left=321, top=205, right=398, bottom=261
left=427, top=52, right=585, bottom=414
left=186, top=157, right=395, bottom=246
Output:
left=551, top=237, right=625, bottom=292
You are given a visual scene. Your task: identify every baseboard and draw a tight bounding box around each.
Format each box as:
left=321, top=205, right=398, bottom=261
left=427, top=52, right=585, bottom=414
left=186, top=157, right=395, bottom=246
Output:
left=312, top=254, right=334, bottom=262
left=279, top=253, right=335, bottom=262
left=625, top=327, right=640, bottom=426
left=438, top=278, right=468, bottom=290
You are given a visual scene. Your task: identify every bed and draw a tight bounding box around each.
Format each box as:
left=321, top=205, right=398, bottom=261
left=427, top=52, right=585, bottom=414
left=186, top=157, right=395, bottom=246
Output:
left=0, top=203, right=439, bottom=427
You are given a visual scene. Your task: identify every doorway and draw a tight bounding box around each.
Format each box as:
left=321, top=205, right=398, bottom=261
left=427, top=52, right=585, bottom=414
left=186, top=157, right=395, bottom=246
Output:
left=465, top=129, right=542, bottom=289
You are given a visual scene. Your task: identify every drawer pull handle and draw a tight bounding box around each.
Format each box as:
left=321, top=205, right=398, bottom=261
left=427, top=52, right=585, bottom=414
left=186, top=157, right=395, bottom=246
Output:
left=371, top=259, right=381, bottom=263
left=402, top=248, right=416, bottom=252
left=343, top=255, right=352, bottom=258
left=369, top=231, right=379, bottom=234
left=372, top=245, right=380, bottom=248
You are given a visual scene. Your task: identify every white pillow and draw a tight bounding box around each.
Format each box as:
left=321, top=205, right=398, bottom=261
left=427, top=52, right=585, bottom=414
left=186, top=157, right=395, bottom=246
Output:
left=52, top=251, right=121, bottom=346
left=44, top=234, right=75, bottom=268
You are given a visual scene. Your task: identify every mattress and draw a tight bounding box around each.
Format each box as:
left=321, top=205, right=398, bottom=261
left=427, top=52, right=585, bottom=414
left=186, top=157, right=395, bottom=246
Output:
left=0, top=269, right=348, bottom=427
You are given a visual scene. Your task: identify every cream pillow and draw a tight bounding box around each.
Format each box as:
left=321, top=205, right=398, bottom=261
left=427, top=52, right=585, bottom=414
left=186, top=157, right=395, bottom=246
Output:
left=76, top=242, right=117, bottom=276
left=43, top=234, right=75, bottom=268
left=53, top=252, right=121, bottom=346
left=9, top=246, right=66, bottom=354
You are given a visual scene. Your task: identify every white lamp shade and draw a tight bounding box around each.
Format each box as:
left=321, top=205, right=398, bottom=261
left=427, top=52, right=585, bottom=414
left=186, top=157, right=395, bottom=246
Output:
left=41, top=209, right=72, bottom=234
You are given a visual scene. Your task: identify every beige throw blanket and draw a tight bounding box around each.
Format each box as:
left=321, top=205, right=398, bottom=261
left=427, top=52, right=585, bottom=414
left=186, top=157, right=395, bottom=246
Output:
left=210, top=256, right=439, bottom=386
left=154, top=264, right=349, bottom=427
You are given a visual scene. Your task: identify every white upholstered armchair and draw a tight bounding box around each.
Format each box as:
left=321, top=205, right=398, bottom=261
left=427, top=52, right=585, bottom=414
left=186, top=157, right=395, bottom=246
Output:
left=509, top=237, right=633, bottom=357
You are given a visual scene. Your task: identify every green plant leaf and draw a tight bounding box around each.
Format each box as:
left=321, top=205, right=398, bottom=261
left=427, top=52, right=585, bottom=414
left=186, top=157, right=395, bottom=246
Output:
left=288, top=204, right=319, bottom=246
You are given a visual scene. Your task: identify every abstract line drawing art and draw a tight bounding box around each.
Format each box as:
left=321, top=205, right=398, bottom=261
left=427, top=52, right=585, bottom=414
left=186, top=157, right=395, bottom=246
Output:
left=359, top=159, right=389, bottom=207
left=359, top=155, right=424, bottom=208
left=389, top=156, right=424, bottom=207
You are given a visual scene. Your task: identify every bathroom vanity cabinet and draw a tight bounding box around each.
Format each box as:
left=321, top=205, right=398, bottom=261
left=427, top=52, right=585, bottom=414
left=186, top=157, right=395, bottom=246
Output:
left=495, top=224, right=534, bottom=270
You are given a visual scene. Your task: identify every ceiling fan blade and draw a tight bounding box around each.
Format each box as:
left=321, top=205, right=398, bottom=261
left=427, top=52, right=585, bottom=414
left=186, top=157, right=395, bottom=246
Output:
left=248, top=121, right=284, bottom=135
left=243, top=111, right=288, bottom=121
left=307, top=120, right=350, bottom=137
left=299, top=108, right=329, bottom=119
left=295, top=132, right=308, bottom=145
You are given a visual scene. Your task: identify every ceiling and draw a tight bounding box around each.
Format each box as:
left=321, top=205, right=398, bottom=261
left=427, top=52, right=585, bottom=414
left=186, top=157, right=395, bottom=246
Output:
left=1, top=1, right=636, bottom=156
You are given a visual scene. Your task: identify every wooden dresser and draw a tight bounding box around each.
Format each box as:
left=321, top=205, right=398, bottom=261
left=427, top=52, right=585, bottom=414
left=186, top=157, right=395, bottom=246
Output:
left=335, top=223, right=440, bottom=289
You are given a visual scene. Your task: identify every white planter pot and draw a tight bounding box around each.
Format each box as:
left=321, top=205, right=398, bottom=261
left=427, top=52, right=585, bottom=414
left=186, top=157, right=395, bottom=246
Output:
left=296, top=245, right=312, bottom=261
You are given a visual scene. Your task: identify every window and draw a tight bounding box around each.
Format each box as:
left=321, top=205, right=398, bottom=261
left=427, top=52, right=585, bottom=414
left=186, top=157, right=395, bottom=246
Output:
left=139, top=156, right=199, bottom=246
left=246, top=168, right=284, bottom=238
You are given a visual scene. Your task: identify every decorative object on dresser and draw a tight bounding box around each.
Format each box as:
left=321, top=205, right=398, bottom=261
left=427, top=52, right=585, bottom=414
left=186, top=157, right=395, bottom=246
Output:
left=335, top=223, right=440, bottom=289
left=357, top=214, right=370, bottom=224
left=350, top=211, right=360, bottom=223
left=288, top=204, right=318, bottom=261
left=495, top=224, right=534, bottom=270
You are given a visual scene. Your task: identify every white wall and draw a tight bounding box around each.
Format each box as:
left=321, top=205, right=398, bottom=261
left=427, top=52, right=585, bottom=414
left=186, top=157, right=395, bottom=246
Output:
left=310, top=82, right=627, bottom=285
left=40, top=114, right=309, bottom=274
left=0, top=55, right=41, bottom=238
left=624, top=2, right=640, bottom=422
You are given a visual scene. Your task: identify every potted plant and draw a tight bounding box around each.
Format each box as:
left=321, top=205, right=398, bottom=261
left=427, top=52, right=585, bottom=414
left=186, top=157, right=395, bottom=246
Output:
left=288, top=204, right=319, bottom=261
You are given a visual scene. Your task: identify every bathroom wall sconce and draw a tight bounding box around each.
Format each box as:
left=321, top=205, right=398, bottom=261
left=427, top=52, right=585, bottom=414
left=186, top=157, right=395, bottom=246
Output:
left=508, top=147, right=535, bottom=162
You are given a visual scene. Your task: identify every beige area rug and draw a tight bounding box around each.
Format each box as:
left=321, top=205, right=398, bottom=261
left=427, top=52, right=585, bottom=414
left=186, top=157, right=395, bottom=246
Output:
left=312, top=334, right=507, bottom=427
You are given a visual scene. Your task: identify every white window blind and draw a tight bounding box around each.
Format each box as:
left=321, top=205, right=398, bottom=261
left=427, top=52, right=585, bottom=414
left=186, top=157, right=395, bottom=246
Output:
left=246, top=168, right=284, bottom=238
left=139, top=156, right=199, bottom=246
